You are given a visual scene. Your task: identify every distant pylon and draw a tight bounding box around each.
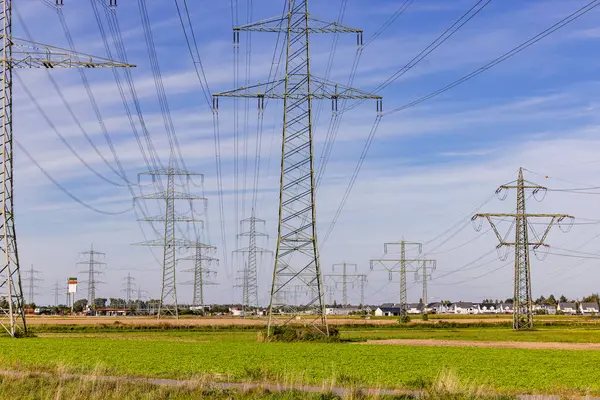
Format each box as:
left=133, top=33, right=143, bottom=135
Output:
left=121, top=273, right=136, bottom=305
left=213, top=0, right=382, bottom=336
left=473, top=167, right=573, bottom=330
left=77, top=244, right=106, bottom=310
left=326, top=262, right=366, bottom=307
left=133, top=159, right=205, bottom=318
left=52, top=281, right=61, bottom=307
left=233, top=211, right=271, bottom=313
left=415, top=259, right=436, bottom=313
left=24, top=265, right=42, bottom=306
left=0, top=0, right=134, bottom=338
left=371, top=241, right=435, bottom=317
left=179, top=239, right=219, bottom=307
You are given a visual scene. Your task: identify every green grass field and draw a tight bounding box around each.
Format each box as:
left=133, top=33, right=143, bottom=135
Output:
left=1, top=326, right=600, bottom=396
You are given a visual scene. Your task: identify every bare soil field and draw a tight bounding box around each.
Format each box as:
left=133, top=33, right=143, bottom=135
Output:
left=25, top=316, right=518, bottom=326
left=363, top=338, right=600, bottom=350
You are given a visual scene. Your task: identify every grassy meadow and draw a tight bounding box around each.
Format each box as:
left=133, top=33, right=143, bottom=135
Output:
left=1, top=322, right=600, bottom=397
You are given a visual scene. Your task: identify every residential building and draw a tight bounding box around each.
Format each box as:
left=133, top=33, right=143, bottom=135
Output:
left=557, top=302, right=577, bottom=314
left=479, top=303, right=498, bottom=314
left=449, top=302, right=479, bottom=314
left=497, top=303, right=514, bottom=314
left=579, top=302, right=599, bottom=314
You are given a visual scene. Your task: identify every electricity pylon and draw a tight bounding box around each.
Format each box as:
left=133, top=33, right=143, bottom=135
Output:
left=133, top=162, right=205, bottom=318
left=52, top=281, right=60, bottom=307
left=473, top=167, right=573, bottom=330
left=233, top=212, right=271, bottom=313
left=24, top=264, right=42, bottom=306
left=77, top=245, right=106, bottom=310
left=213, top=0, right=382, bottom=336
left=371, top=241, right=435, bottom=317
left=121, top=273, right=136, bottom=305
left=325, top=262, right=367, bottom=307
left=415, top=260, right=436, bottom=313
left=0, top=0, right=133, bottom=338
left=179, top=240, right=218, bottom=307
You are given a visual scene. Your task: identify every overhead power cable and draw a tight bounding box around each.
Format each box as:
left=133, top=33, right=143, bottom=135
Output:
left=384, top=0, right=600, bottom=116
left=322, top=0, right=599, bottom=246
left=15, top=140, right=132, bottom=216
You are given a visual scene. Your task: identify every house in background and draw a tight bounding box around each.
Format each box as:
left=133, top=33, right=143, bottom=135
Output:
left=428, top=302, right=449, bottom=314
left=498, top=303, right=514, bottom=314
left=407, top=303, right=422, bottom=314
left=479, top=303, right=498, bottom=314
left=449, top=302, right=479, bottom=314
left=579, top=302, right=599, bottom=315
left=374, top=303, right=401, bottom=317
left=533, top=304, right=556, bottom=315
left=557, top=302, right=577, bottom=314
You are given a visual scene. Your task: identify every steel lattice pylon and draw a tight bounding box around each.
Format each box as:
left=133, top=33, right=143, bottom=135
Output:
left=0, top=0, right=133, bottom=337
left=134, top=162, right=205, bottom=318
left=234, top=211, right=270, bottom=313
left=77, top=244, right=106, bottom=311
left=179, top=241, right=218, bottom=307
left=213, top=0, right=382, bottom=336
left=474, top=167, right=574, bottom=330
left=371, top=241, right=435, bottom=318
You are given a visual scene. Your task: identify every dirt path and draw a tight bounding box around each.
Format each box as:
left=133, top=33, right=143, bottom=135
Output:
left=363, top=338, right=600, bottom=350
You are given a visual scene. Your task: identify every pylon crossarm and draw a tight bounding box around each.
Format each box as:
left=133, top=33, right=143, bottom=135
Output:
left=136, top=192, right=206, bottom=201
left=475, top=213, right=574, bottom=219
left=213, top=76, right=381, bottom=101
left=7, top=37, right=135, bottom=68
left=235, top=16, right=362, bottom=34
left=484, top=215, right=505, bottom=243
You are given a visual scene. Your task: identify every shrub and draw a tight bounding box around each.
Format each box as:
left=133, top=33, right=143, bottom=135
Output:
left=422, top=313, right=429, bottom=321
left=268, top=326, right=340, bottom=342
left=399, top=315, right=411, bottom=324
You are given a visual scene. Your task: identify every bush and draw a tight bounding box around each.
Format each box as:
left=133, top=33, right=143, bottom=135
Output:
left=399, top=315, right=411, bottom=324
left=268, top=325, right=340, bottom=342
left=422, top=313, right=429, bottom=321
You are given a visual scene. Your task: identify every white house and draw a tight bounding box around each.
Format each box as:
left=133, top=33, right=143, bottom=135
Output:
left=533, top=304, right=556, bottom=315
left=407, top=303, right=422, bottom=314
left=450, top=302, right=479, bottom=314
left=498, top=303, right=514, bottom=314
left=326, top=306, right=361, bottom=316
left=429, top=302, right=450, bottom=314
left=479, top=303, right=499, bottom=314
left=579, top=302, right=599, bottom=314
left=557, top=302, right=577, bottom=314
left=374, top=303, right=400, bottom=317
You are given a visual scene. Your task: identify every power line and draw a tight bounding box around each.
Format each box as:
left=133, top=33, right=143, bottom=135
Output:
left=384, top=0, right=600, bottom=116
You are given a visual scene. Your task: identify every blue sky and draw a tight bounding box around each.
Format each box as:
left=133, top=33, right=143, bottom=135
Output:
left=12, top=0, right=600, bottom=307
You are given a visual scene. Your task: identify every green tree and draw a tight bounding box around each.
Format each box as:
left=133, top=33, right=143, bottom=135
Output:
left=545, top=294, right=557, bottom=305
left=583, top=293, right=600, bottom=303
left=73, top=299, right=88, bottom=313
left=559, top=295, right=568, bottom=303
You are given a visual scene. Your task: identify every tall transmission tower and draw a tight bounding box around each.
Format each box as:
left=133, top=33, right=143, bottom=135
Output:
left=77, top=245, right=106, bottom=310
left=52, top=281, right=60, bottom=307
left=415, top=259, right=436, bottom=313
left=24, top=264, right=42, bottom=306
left=325, top=262, right=366, bottom=307
left=371, top=241, right=435, bottom=317
left=0, top=0, right=133, bottom=338
left=179, top=240, right=218, bottom=307
left=233, top=212, right=271, bottom=313
left=134, top=164, right=205, bottom=318
left=213, top=0, right=382, bottom=336
left=121, top=273, right=136, bottom=305
left=473, top=167, right=573, bottom=330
